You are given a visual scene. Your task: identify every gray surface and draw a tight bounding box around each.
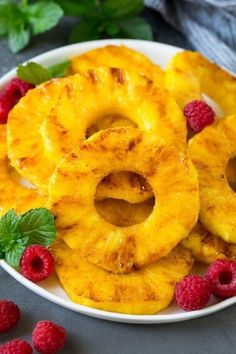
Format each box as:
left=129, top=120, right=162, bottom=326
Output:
left=0, top=9, right=235, bottom=354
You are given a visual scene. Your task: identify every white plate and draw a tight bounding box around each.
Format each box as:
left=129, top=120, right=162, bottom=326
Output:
left=0, top=39, right=235, bottom=324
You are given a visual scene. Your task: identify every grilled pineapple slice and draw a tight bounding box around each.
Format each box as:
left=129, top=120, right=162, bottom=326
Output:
left=166, top=51, right=236, bottom=114
left=41, top=67, right=186, bottom=203
left=70, top=45, right=165, bottom=86
left=52, top=240, right=193, bottom=315
left=188, top=115, right=236, bottom=243
left=95, top=198, right=155, bottom=227
left=0, top=126, right=45, bottom=215
left=41, top=67, right=186, bottom=162
left=7, top=78, right=68, bottom=192
left=49, top=128, right=199, bottom=274
left=182, top=223, right=236, bottom=264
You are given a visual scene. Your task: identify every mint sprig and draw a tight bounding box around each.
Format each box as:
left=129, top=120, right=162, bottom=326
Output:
left=0, top=0, right=152, bottom=53
left=0, top=1, right=63, bottom=53
left=17, top=60, right=70, bottom=85
left=0, top=208, right=56, bottom=267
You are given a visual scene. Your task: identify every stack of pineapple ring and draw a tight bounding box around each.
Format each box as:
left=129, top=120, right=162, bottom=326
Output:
left=4, top=45, right=236, bottom=315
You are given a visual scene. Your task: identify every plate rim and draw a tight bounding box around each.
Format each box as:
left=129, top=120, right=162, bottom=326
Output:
left=1, top=38, right=235, bottom=324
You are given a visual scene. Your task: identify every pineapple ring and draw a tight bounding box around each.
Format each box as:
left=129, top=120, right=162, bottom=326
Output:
left=70, top=44, right=165, bottom=86
left=0, top=126, right=45, bottom=215
left=182, top=223, right=236, bottom=265
left=41, top=67, right=186, bottom=160
left=7, top=77, right=151, bottom=203
left=52, top=240, right=193, bottom=315
left=166, top=51, right=236, bottom=114
left=49, top=128, right=199, bottom=274
left=8, top=78, right=68, bottom=192
left=188, top=115, right=236, bottom=244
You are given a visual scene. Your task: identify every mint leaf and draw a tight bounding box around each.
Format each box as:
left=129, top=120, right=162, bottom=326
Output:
left=118, top=16, right=153, bottom=40
left=0, top=209, right=21, bottom=248
left=102, top=0, right=143, bottom=19
left=69, top=20, right=100, bottom=43
left=17, top=62, right=51, bottom=85
left=0, top=9, right=8, bottom=37
left=5, top=244, right=25, bottom=267
left=0, top=249, right=4, bottom=259
left=9, top=22, right=30, bottom=53
left=48, top=60, right=70, bottom=78
left=55, top=0, right=97, bottom=16
left=27, top=1, right=63, bottom=35
left=20, top=208, right=56, bottom=247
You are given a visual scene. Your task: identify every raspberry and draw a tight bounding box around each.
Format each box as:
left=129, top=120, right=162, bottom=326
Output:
left=0, top=92, right=16, bottom=124
left=184, top=99, right=215, bottom=133
left=32, top=320, right=67, bottom=354
left=0, top=78, right=34, bottom=124
left=0, top=300, right=21, bottom=333
left=20, top=245, right=55, bottom=283
left=5, top=78, right=34, bottom=100
left=0, top=339, right=33, bottom=354
left=175, top=275, right=212, bottom=311
left=205, top=259, right=236, bottom=298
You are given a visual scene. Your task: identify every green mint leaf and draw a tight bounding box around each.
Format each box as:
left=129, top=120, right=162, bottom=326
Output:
left=5, top=243, right=25, bottom=267
left=27, top=1, right=63, bottom=35
left=20, top=208, right=56, bottom=247
left=48, top=60, right=70, bottom=78
left=117, top=16, right=153, bottom=40
left=0, top=9, right=8, bottom=37
left=0, top=209, right=21, bottom=248
left=102, top=0, right=143, bottom=19
left=69, top=20, right=100, bottom=43
left=8, top=22, right=30, bottom=53
left=17, top=62, right=52, bottom=85
left=0, top=249, right=4, bottom=259
left=55, top=0, right=97, bottom=16
left=105, top=22, right=119, bottom=36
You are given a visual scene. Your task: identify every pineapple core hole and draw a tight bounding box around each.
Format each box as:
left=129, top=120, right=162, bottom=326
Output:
left=95, top=172, right=154, bottom=227
left=86, top=114, right=137, bottom=138
left=226, top=157, right=236, bottom=192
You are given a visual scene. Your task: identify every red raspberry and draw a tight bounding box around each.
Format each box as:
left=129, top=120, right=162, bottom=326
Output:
left=5, top=78, right=34, bottom=100
left=175, top=275, right=212, bottom=311
left=0, top=339, right=32, bottom=354
left=0, top=300, right=21, bottom=333
left=20, top=245, right=55, bottom=283
left=0, top=92, right=16, bottom=124
left=205, top=259, right=236, bottom=299
left=32, top=320, right=67, bottom=354
left=0, top=78, right=34, bottom=124
left=184, top=99, right=215, bottom=133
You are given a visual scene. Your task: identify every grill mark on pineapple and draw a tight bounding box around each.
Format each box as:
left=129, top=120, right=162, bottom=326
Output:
left=86, top=70, right=98, bottom=83
left=128, top=134, right=143, bottom=151
left=65, top=83, right=74, bottom=98
left=192, top=159, right=209, bottom=170
left=110, top=68, right=125, bottom=84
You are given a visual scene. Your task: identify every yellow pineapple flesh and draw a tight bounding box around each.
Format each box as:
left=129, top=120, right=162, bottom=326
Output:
left=41, top=67, right=187, bottom=162
left=0, top=126, right=46, bottom=215
left=95, top=198, right=155, bottom=227
left=49, top=127, right=199, bottom=274
left=182, top=223, right=236, bottom=264
left=166, top=51, right=236, bottom=115
left=7, top=78, right=68, bottom=192
left=52, top=240, right=193, bottom=315
left=70, top=45, right=165, bottom=86
left=188, top=115, right=236, bottom=243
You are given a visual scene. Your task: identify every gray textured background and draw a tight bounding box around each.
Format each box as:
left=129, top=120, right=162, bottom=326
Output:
left=0, top=9, right=235, bottom=354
